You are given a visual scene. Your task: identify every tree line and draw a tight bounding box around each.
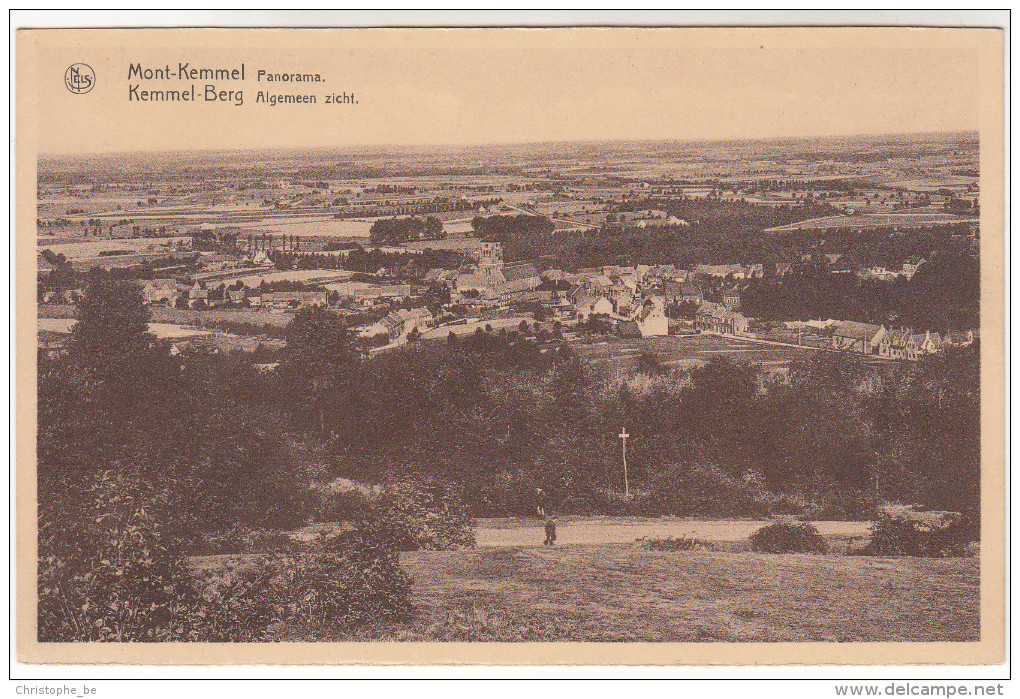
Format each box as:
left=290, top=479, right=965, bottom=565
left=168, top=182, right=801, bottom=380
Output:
left=369, top=215, right=445, bottom=244
left=739, top=251, right=979, bottom=331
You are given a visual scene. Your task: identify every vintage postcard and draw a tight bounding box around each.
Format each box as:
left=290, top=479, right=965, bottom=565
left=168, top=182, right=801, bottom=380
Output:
left=15, top=25, right=1005, bottom=666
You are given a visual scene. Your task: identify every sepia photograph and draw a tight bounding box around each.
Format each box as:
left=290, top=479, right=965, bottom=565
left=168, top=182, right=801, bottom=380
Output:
left=13, top=19, right=1006, bottom=671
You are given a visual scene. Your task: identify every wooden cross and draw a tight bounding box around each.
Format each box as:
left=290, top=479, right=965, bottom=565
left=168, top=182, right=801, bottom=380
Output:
left=619, top=428, right=630, bottom=497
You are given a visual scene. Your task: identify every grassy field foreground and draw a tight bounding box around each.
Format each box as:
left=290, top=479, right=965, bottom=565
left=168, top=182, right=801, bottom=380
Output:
left=352, top=545, right=978, bottom=642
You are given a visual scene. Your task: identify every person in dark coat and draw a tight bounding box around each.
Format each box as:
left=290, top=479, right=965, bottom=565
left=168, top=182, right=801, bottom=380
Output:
left=543, top=516, right=557, bottom=546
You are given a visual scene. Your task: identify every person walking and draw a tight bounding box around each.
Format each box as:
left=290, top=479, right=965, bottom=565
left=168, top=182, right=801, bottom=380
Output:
left=543, top=516, right=557, bottom=546
left=535, top=487, right=548, bottom=517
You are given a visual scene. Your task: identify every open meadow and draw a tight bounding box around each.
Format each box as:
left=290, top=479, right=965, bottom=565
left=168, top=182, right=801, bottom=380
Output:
left=39, top=303, right=298, bottom=328
left=358, top=545, right=979, bottom=642
left=571, top=333, right=822, bottom=374
left=186, top=517, right=978, bottom=643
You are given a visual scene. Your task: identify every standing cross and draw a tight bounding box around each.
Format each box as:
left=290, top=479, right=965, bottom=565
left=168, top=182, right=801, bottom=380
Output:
left=619, top=428, right=630, bottom=498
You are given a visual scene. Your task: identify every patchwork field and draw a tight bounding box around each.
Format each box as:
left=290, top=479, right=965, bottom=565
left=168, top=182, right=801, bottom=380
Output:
left=571, top=333, right=821, bottom=374
left=37, top=236, right=190, bottom=261
left=765, top=212, right=977, bottom=232
left=40, top=304, right=298, bottom=328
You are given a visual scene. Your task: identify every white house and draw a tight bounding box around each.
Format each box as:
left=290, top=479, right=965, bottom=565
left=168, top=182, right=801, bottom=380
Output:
left=636, top=302, right=669, bottom=337
left=141, top=279, right=178, bottom=306
left=574, top=295, right=614, bottom=319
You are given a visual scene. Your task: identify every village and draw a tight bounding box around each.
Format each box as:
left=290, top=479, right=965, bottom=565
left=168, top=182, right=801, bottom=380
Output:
left=38, top=226, right=978, bottom=370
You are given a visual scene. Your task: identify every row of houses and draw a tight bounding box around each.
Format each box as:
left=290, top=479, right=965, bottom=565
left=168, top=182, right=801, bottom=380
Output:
left=856, top=257, right=927, bottom=282
left=831, top=321, right=975, bottom=359
left=139, top=277, right=415, bottom=309
left=681, top=305, right=974, bottom=362
left=694, top=302, right=751, bottom=336
left=577, top=294, right=751, bottom=341
left=426, top=254, right=925, bottom=317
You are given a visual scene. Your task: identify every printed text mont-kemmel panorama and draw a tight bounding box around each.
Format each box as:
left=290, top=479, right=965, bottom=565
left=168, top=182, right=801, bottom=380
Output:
left=127, top=62, right=355, bottom=107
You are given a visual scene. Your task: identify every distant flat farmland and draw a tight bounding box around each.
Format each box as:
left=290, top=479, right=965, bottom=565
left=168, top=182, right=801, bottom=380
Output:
left=882, top=176, right=977, bottom=192
left=765, top=212, right=977, bottom=232
left=40, top=304, right=298, bottom=328
left=37, top=236, right=189, bottom=261
left=571, top=333, right=820, bottom=374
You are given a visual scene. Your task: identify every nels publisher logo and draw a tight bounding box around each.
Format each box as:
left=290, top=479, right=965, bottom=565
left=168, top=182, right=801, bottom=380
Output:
left=64, top=63, right=95, bottom=94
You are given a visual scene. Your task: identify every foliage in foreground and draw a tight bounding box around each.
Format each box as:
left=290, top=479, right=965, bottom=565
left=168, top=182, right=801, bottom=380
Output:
left=320, top=479, right=477, bottom=551
left=38, top=470, right=199, bottom=642
left=638, top=535, right=715, bottom=551
left=38, top=463, right=465, bottom=640
left=369, top=480, right=476, bottom=550
left=855, top=514, right=977, bottom=558
left=38, top=468, right=414, bottom=642
left=749, top=521, right=829, bottom=554
left=193, top=543, right=413, bottom=641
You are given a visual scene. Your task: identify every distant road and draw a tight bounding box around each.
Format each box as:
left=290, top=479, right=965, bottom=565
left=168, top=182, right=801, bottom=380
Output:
left=474, top=518, right=872, bottom=548
left=284, top=517, right=873, bottom=550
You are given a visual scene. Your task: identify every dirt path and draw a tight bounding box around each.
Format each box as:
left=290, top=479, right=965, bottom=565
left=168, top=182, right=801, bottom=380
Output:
left=474, top=518, right=872, bottom=548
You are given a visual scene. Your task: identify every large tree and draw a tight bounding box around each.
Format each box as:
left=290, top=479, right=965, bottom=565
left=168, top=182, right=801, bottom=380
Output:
left=278, top=306, right=358, bottom=432
left=69, top=269, right=151, bottom=358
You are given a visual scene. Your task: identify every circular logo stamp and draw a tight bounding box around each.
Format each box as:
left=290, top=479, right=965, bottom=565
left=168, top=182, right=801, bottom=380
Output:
left=64, top=63, right=95, bottom=94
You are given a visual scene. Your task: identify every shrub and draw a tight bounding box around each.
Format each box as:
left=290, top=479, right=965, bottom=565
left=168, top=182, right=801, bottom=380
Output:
left=158, top=415, right=315, bottom=534
left=803, top=489, right=880, bottom=521
left=194, top=532, right=413, bottom=641
left=639, top=536, right=715, bottom=551
left=189, top=527, right=301, bottom=556
left=38, top=470, right=200, bottom=642
left=463, top=472, right=547, bottom=517
left=648, top=462, right=772, bottom=518
left=857, top=513, right=976, bottom=558
left=749, top=521, right=829, bottom=554
left=360, top=480, right=476, bottom=551
left=557, top=488, right=657, bottom=517
left=39, top=469, right=417, bottom=642
left=310, top=477, right=376, bottom=523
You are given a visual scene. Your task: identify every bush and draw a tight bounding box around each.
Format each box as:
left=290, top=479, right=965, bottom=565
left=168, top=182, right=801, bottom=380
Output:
left=38, top=470, right=200, bottom=642
left=639, top=536, right=715, bottom=551
left=857, top=513, right=976, bottom=558
left=463, top=472, right=547, bottom=517
left=359, top=480, right=476, bottom=551
left=189, top=527, right=302, bottom=556
left=749, top=521, right=829, bottom=554
left=648, top=462, right=772, bottom=518
left=802, top=489, right=880, bottom=521
left=555, top=488, right=656, bottom=517
left=310, top=478, right=376, bottom=523
left=194, top=532, right=413, bottom=641
left=39, top=469, right=417, bottom=642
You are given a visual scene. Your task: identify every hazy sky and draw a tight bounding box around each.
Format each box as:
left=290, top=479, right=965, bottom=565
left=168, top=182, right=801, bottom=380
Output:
left=26, top=30, right=984, bottom=154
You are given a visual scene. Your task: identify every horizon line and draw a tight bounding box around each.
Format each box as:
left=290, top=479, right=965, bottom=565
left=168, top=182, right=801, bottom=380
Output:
left=38, top=129, right=979, bottom=160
